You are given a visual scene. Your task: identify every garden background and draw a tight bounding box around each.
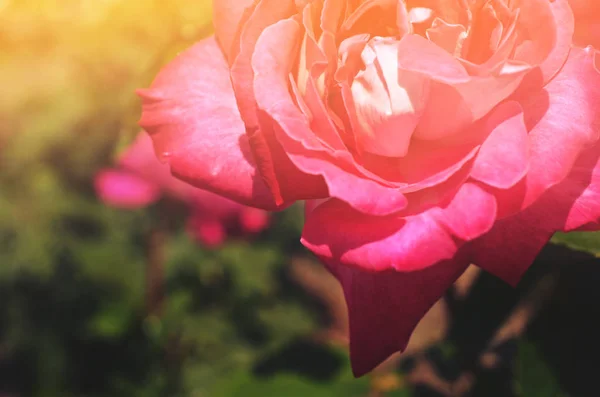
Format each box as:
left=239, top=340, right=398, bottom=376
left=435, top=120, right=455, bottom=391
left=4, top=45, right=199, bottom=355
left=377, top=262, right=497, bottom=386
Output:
left=1, top=1, right=600, bottom=396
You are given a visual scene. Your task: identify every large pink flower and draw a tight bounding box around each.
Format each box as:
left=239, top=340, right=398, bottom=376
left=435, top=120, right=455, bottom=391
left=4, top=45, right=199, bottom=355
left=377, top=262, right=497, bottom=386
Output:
left=138, top=0, right=600, bottom=376
left=95, top=133, right=270, bottom=246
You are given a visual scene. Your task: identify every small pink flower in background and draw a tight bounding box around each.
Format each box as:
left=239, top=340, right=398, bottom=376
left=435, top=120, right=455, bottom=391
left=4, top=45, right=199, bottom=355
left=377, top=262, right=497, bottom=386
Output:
left=137, top=0, right=600, bottom=376
left=95, top=170, right=161, bottom=209
left=95, top=133, right=270, bottom=246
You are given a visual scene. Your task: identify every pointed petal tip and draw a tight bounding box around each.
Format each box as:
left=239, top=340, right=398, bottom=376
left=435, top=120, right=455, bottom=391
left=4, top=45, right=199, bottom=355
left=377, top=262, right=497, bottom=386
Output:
left=350, top=343, right=407, bottom=378
left=136, top=88, right=165, bottom=102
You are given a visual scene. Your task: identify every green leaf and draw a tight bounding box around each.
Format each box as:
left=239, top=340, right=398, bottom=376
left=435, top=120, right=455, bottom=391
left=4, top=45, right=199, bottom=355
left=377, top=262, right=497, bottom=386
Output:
left=551, top=231, right=600, bottom=256
left=516, top=340, right=565, bottom=397
left=87, top=302, right=133, bottom=338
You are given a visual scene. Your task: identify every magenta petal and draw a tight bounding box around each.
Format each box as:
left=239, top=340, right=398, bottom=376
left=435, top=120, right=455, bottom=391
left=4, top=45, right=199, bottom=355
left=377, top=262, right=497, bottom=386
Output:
left=301, top=199, right=458, bottom=272
left=518, top=46, right=600, bottom=209
left=325, top=256, right=468, bottom=377
left=562, top=149, right=600, bottom=231
left=138, top=36, right=280, bottom=210
left=94, top=169, right=161, bottom=209
left=432, top=182, right=497, bottom=241
left=302, top=182, right=496, bottom=272
left=470, top=214, right=552, bottom=286
left=472, top=143, right=600, bottom=285
left=470, top=101, right=529, bottom=189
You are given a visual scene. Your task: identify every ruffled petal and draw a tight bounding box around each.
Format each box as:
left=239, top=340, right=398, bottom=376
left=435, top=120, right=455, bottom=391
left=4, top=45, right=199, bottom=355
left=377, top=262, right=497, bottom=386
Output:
left=301, top=182, right=496, bottom=272
left=398, top=34, right=530, bottom=140
left=228, top=2, right=330, bottom=205
left=138, top=36, right=281, bottom=210
left=253, top=18, right=409, bottom=215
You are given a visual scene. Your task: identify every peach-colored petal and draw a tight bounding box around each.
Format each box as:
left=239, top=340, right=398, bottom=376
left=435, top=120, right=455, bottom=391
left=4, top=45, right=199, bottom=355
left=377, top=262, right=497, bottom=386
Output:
left=213, top=0, right=257, bottom=61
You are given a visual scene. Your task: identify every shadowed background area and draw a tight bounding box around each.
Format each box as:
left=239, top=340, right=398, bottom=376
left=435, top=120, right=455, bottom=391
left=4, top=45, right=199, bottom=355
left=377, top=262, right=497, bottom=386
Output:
left=1, top=1, right=600, bottom=396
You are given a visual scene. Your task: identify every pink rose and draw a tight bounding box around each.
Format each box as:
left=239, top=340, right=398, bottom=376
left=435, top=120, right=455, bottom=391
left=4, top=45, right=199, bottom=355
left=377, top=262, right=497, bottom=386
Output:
left=94, top=133, right=270, bottom=246
left=138, top=0, right=600, bottom=376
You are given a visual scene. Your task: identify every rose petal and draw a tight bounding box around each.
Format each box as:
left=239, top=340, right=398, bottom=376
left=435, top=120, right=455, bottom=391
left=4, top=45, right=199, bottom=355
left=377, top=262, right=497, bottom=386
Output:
left=360, top=99, right=533, bottom=194
left=230, top=0, right=296, bottom=127
left=472, top=143, right=600, bottom=285
left=471, top=47, right=600, bottom=283
left=322, top=255, right=469, bottom=377
left=426, top=18, right=466, bottom=55
left=540, top=0, right=575, bottom=81
left=253, top=19, right=409, bottom=215
left=514, top=0, right=574, bottom=94
left=470, top=101, right=529, bottom=189
left=517, top=46, right=600, bottom=209
left=351, top=38, right=430, bottom=157
left=138, top=36, right=280, bottom=210
left=228, top=0, right=326, bottom=205
left=213, top=0, right=257, bottom=60
left=302, top=199, right=456, bottom=272
left=431, top=182, right=497, bottom=241
left=227, top=2, right=330, bottom=205
left=301, top=182, right=495, bottom=272
left=339, top=0, right=405, bottom=40
left=399, top=34, right=530, bottom=140
left=570, top=0, right=600, bottom=48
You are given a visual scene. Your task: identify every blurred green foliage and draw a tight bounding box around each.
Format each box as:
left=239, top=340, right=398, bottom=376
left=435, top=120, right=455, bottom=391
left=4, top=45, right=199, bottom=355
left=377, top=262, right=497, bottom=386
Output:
left=0, top=1, right=368, bottom=395
left=516, top=341, right=565, bottom=397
